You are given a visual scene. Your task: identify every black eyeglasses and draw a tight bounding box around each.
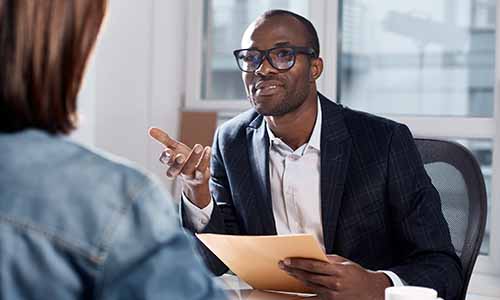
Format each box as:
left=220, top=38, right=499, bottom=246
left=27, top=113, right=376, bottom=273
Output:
left=233, top=46, right=317, bottom=73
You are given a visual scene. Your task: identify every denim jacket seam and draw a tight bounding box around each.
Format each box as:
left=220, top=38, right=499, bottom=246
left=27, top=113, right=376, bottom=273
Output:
left=0, top=214, right=104, bottom=264
left=92, top=177, right=158, bottom=298
left=93, top=176, right=155, bottom=264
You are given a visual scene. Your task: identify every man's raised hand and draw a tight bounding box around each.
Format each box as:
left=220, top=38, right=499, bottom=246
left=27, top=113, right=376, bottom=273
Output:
left=149, top=127, right=212, bottom=208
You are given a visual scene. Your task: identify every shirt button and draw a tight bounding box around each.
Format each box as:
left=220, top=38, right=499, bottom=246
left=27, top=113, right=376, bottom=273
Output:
left=201, top=219, right=208, bottom=225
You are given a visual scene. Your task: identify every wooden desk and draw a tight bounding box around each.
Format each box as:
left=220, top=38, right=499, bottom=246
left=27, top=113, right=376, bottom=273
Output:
left=216, top=274, right=318, bottom=300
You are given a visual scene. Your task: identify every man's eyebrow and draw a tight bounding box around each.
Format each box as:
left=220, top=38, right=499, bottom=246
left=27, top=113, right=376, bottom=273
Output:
left=274, top=41, right=292, bottom=47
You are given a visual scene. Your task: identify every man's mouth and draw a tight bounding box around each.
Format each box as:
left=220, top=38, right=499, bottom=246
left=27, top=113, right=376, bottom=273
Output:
left=253, top=80, right=284, bottom=97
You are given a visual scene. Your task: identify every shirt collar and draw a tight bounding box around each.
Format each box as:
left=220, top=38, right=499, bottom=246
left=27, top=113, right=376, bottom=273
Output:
left=266, top=96, right=322, bottom=152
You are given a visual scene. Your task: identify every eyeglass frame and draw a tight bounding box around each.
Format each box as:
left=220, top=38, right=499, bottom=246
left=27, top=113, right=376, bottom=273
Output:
left=232, top=46, right=318, bottom=73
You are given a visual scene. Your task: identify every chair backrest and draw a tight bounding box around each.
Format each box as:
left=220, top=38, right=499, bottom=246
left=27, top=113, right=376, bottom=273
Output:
left=414, top=138, right=487, bottom=300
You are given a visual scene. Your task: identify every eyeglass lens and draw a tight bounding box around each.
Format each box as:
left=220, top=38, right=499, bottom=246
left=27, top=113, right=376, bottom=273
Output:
left=236, top=47, right=296, bottom=71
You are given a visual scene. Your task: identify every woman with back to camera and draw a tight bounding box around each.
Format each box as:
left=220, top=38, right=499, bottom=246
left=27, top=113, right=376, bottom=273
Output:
left=0, top=1, right=226, bottom=299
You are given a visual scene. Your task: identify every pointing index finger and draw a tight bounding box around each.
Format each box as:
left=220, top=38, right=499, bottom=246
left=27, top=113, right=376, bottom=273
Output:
left=148, top=127, right=178, bottom=148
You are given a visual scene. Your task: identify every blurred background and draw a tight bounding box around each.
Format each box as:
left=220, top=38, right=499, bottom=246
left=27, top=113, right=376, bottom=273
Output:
left=74, top=1, right=499, bottom=298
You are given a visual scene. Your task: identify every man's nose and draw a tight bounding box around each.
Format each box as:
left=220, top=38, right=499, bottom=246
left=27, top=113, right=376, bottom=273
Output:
left=255, top=56, right=278, bottom=76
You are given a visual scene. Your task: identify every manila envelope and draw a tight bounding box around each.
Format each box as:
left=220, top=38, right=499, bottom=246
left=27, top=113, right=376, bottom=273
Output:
left=196, top=233, right=328, bottom=293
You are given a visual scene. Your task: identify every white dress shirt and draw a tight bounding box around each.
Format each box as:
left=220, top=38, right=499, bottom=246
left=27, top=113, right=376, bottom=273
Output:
left=183, top=98, right=404, bottom=286
left=266, top=99, right=324, bottom=249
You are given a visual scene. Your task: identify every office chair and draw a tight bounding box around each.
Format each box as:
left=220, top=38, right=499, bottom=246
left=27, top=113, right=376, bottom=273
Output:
left=414, top=138, right=487, bottom=300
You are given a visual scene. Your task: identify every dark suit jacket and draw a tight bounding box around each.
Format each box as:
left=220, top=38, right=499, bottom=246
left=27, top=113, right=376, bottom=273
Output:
left=182, top=93, right=463, bottom=300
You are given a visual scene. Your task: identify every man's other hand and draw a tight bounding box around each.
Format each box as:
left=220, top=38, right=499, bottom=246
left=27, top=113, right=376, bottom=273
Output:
left=279, top=255, right=391, bottom=300
left=148, top=127, right=212, bottom=208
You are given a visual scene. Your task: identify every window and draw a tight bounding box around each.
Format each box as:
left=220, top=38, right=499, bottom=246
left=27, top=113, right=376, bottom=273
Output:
left=339, top=0, right=495, bottom=117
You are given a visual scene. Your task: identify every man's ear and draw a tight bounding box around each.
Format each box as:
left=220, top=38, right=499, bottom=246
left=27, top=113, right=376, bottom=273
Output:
left=310, top=57, right=324, bottom=81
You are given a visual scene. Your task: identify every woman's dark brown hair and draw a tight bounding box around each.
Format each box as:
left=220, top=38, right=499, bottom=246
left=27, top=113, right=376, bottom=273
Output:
left=0, top=0, right=107, bottom=134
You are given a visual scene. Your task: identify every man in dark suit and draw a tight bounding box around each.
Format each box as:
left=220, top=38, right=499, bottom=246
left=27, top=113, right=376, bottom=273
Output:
left=149, top=9, right=462, bottom=300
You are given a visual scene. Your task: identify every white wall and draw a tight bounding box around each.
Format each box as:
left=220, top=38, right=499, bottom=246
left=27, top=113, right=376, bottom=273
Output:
left=74, top=0, right=187, bottom=188
left=94, top=0, right=154, bottom=169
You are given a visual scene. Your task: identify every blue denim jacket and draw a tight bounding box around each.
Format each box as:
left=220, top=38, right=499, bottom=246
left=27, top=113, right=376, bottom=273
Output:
left=0, top=130, right=226, bottom=299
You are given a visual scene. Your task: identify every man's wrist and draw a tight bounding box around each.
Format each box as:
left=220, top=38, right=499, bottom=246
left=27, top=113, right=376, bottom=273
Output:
left=183, top=183, right=211, bottom=208
left=378, top=270, right=405, bottom=286
left=377, top=272, right=392, bottom=287
left=370, top=271, right=392, bottom=300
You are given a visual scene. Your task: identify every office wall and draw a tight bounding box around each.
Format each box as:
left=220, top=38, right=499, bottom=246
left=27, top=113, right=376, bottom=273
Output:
left=74, top=0, right=187, bottom=188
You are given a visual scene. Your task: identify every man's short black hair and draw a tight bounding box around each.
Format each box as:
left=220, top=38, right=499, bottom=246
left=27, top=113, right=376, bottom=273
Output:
left=261, top=9, right=320, bottom=57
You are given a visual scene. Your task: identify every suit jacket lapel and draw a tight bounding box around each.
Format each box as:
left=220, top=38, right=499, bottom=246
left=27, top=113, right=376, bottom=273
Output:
left=319, top=94, right=352, bottom=253
left=246, top=115, right=277, bottom=235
